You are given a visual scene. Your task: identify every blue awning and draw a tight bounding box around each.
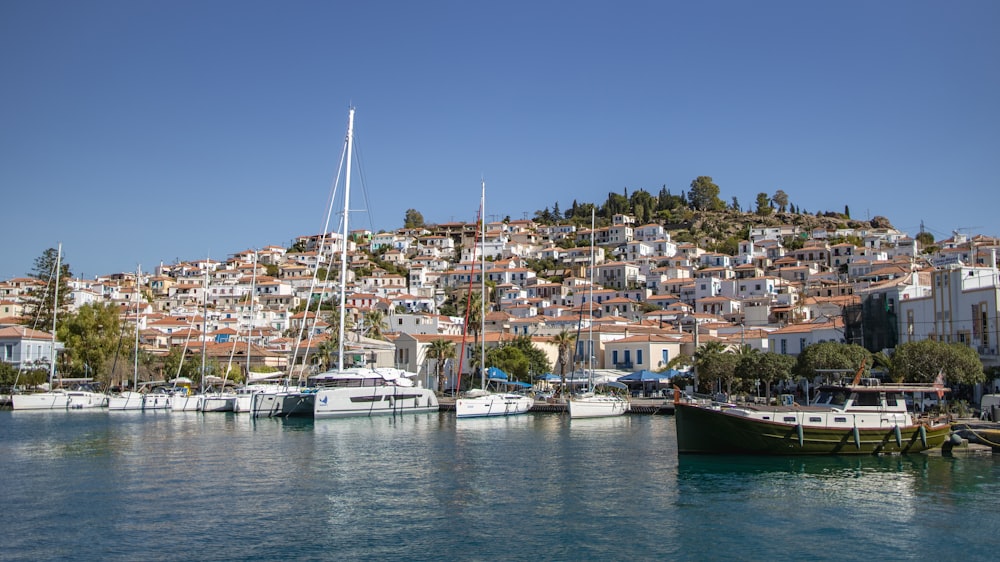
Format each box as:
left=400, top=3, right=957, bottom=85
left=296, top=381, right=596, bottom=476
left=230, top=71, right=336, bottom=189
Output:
left=487, top=367, right=508, bottom=380
left=617, top=370, right=673, bottom=382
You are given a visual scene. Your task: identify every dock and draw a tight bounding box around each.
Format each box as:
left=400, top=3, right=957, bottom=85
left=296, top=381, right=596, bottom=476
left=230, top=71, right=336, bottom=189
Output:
left=438, top=397, right=675, bottom=415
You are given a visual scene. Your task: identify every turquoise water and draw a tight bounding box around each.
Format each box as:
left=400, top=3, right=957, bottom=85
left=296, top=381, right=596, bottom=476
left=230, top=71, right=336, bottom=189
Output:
left=1, top=411, right=998, bottom=561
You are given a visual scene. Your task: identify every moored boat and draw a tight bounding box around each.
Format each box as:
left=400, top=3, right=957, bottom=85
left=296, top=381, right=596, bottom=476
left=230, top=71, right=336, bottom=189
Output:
left=674, top=379, right=953, bottom=455
left=568, top=382, right=630, bottom=419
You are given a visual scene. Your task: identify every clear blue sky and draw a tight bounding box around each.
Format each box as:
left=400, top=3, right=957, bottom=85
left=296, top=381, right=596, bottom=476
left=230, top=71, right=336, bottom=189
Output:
left=2, top=0, right=998, bottom=279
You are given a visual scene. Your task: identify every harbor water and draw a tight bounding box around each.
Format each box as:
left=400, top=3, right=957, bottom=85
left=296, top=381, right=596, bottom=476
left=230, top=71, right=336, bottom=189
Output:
left=2, top=411, right=999, bottom=561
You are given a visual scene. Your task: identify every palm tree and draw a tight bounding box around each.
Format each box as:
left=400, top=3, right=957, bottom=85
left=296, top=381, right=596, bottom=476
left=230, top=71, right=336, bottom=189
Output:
left=693, top=341, right=727, bottom=394
left=362, top=309, right=387, bottom=340
left=552, top=330, right=576, bottom=399
left=460, top=289, right=486, bottom=382
left=427, top=338, right=456, bottom=395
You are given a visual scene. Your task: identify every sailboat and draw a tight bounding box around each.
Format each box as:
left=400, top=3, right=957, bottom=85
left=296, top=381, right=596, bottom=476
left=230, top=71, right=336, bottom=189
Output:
left=108, top=265, right=171, bottom=410
left=12, top=244, right=107, bottom=410
left=232, top=252, right=284, bottom=413
left=311, top=107, right=438, bottom=419
left=172, top=268, right=211, bottom=412
left=454, top=180, right=533, bottom=418
left=567, top=210, right=629, bottom=419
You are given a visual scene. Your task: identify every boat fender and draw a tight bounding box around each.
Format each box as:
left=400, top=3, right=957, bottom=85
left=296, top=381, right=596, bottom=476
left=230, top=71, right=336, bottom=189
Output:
left=894, top=425, right=902, bottom=447
left=949, top=432, right=964, bottom=446
left=919, top=425, right=928, bottom=448
left=796, top=424, right=804, bottom=447
left=853, top=426, right=861, bottom=450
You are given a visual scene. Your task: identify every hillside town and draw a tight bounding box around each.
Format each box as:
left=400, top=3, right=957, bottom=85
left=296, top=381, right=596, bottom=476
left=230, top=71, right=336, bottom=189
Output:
left=2, top=212, right=999, bottom=392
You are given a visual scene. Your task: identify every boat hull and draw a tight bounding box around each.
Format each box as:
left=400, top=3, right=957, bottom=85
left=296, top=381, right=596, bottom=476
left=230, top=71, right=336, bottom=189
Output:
left=171, top=394, right=204, bottom=412
left=314, top=386, right=439, bottom=419
left=251, top=390, right=316, bottom=418
left=675, top=402, right=951, bottom=455
left=455, top=393, right=533, bottom=418
left=108, top=392, right=172, bottom=411
left=12, top=390, right=106, bottom=410
left=568, top=396, right=630, bottom=419
left=201, top=395, right=236, bottom=412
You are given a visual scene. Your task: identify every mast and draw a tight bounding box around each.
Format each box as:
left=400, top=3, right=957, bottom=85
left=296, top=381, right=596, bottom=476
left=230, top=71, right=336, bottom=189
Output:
left=246, top=251, right=257, bottom=377
left=589, top=209, right=595, bottom=391
left=50, top=243, right=62, bottom=388
left=337, top=107, right=355, bottom=372
left=479, top=179, right=486, bottom=390
left=201, top=264, right=208, bottom=393
left=133, top=264, right=141, bottom=390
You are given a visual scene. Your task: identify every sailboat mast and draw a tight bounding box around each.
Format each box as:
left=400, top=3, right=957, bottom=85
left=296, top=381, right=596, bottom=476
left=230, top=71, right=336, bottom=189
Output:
left=479, top=179, right=486, bottom=390
left=246, top=251, right=257, bottom=376
left=133, top=265, right=141, bottom=390
left=589, top=209, right=595, bottom=390
left=50, top=243, right=62, bottom=388
left=337, top=107, right=355, bottom=372
left=201, top=265, right=208, bottom=392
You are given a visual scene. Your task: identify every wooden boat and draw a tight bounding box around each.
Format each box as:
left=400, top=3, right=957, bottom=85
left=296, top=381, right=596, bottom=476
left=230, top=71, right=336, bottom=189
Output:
left=675, top=372, right=953, bottom=455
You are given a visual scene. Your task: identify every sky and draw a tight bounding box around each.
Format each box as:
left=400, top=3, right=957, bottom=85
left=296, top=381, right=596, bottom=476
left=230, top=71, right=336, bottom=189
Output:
left=2, top=0, right=998, bottom=280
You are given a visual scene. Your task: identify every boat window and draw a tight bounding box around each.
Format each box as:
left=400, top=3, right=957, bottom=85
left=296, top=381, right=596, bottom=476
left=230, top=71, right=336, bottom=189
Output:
left=851, top=392, right=880, bottom=407
left=834, top=417, right=847, bottom=423
left=885, top=392, right=900, bottom=407
left=831, top=392, right=847, bottom=406
left=809, top=416, right=821, bottom=423
left=783, top=416, right=797, bottom=422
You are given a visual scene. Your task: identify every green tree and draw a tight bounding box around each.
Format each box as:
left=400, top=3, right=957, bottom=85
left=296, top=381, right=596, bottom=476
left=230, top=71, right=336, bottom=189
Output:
left=486, top=343, right=530, bottom=382
left=772, top=190, right=789, bottom=213
left=735, top=351, right=795, bottom=403
left=427, top=338, right=456, bottom=393
left=688, top=176, right=724, bottom=211
left=403, top=208, right=425, bottom=229
left=915, top=231, right=935, bottom=251
left=890, top=340, right=985, bottom=385
left=754, top=192, right=773, bottom=216
left=362, top=309, right=387, bottom=340
left=699, top=351, right=740, bottom=396
left=21, top=247, right=73, bottom=332
left=793, top=342, right=871, bottom=379
left=58, top=303, right=127, bottom=386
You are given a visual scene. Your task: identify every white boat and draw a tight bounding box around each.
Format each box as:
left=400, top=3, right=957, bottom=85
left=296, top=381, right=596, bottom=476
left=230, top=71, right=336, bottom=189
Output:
left=299, top=108, right=438, bottom=420
left=108, top=384, right=174, bottom=411
left=566, top=211, right=628, bottom=419
left=455, top=387, right=533, bottom=418
left=201, top=392, right=236, bottom=412
left=234, top=379, right=285, bottom=413
left=568, top=382, right=630, bottom=419
left=454, top=181, right=533, bottom=419
left=253, top=387, right=316, bottom=417
left=11, top=244, right=107, bottom=411
left=313, top=367, right=438, bottom=418
left=109, top=266, right=174, bottom=411
left=12, top=383, right=108, bottom=410
left=171, top=390, right=204, bottom=412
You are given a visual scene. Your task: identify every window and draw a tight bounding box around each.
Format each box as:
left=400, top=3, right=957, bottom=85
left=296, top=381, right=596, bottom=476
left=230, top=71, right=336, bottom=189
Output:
left=636, top=349, right=643, bottom=365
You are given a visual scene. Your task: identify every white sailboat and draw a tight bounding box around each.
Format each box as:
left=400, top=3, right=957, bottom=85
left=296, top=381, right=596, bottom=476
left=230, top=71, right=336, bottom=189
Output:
left=568, top=210, right=629, bottom=419
left=312, top=107, right=438, bottom=419
left=12, top=243, right=107, bottom=410
left=455, top=180, right=532, bottom=419
left=108, top=265, right=172, bottom=411
left=172, top=271, right=212, bottom=412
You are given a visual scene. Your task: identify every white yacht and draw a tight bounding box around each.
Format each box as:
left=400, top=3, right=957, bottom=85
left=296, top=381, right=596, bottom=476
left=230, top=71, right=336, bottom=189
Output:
left=568, top=382, right=630, bottom=419
left=455, top=388, right=533, bottom=418
left=312, top=368, right=438, bottom=419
